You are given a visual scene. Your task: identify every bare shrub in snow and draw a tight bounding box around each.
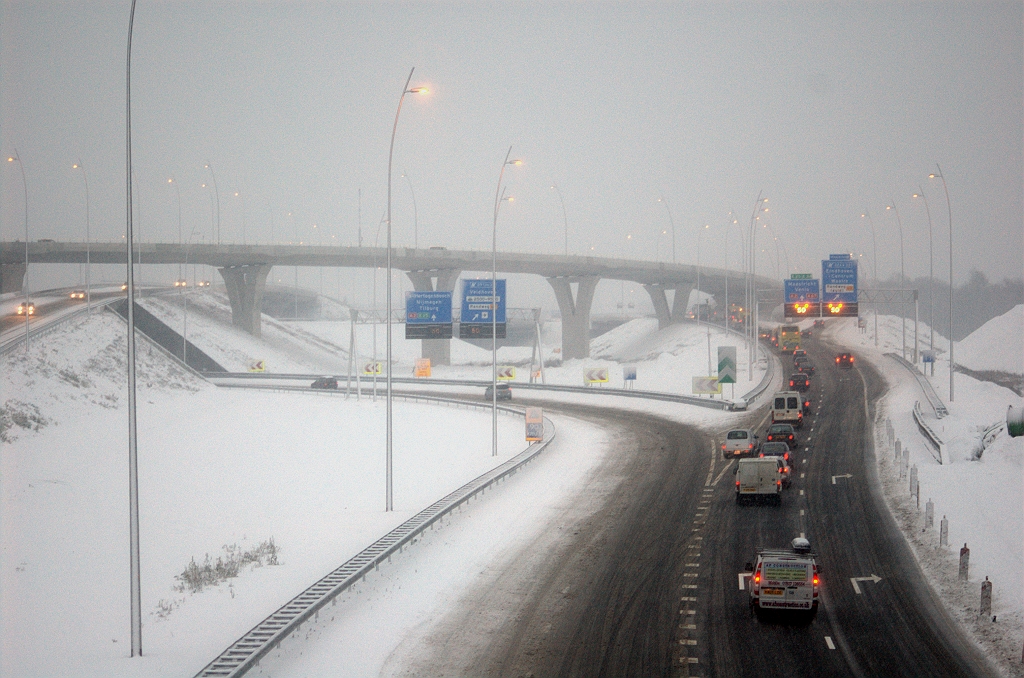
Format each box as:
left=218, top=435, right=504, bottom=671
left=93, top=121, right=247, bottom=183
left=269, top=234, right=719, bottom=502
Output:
left=174, top=538, right=280, bottom=594
left=0, top=400, right=51, bottom=442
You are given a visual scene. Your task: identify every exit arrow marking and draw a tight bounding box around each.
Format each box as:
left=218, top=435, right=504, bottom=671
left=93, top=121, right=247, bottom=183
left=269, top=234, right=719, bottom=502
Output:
left=831, top=474, right=853, bottom=485
left=850, top=574, right=882, bottom=594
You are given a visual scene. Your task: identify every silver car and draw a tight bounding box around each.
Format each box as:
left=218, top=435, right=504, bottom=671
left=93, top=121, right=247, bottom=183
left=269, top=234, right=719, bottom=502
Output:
left=721, top=428, right=757, bottom=459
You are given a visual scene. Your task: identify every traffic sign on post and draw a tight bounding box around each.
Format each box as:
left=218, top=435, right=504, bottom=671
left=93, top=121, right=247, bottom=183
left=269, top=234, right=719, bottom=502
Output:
left=525, top=407, right=544, bottom=442
left=248, top=359, right=266, bottom=373
left=693, top=376, right=722, bottom=394
left=584, top=367, right=609, bottom=384
left=460, top=279, right=507, bottom=338
left=822, top=256, right=858, bottom=317
left=717, top=346, right=737, bottom=384
left=497, top=366, right=516, bottom=380
left=414, top=358, right=431, bottom=378
left=405, top=291, right=453, bottom=339
left=784, top=279, right=820, bottom=318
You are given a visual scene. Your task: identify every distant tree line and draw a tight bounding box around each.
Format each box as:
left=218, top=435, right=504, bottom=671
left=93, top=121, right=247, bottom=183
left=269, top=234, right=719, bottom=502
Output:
left=863, top=271, right=1023, bottom=341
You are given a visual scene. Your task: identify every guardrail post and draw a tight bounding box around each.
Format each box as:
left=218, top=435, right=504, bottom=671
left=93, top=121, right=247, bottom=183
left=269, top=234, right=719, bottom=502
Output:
left=895, top=438, right=902, bottom=465
left=980, top=577, right=992, bottom=618
left=925, top=498, right=934, bottom=528
left=959, top=543, right=970, bottom=581
left=940, top=516, right=948, bottom=546
left=902, top=446, right=910, bottom=480
left=909, top=464, right=917, bottom=496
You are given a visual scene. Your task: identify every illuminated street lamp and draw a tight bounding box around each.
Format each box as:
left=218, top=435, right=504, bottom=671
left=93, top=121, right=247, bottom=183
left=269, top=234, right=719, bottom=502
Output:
left=886, top=201, right=908, bottom=361
left=492, top=148, right=522, bottom=457
left=7, top=151, right=29, bottom=347
left=912, top=188, right=935, bottom=369
left=929, top=165, right=954, bottom=401
left=385, top=68, right=428, bottom=511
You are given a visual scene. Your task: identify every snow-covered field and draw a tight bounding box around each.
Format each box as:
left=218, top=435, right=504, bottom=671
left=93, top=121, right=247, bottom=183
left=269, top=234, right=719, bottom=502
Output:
left=828, top=312, right=1023, bottom=675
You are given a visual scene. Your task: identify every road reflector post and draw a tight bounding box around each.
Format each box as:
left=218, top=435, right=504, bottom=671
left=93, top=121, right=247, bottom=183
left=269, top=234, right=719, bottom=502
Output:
left=940, top=516, right=948, bottom=546
left=959, top=544, right=970, bottom=581
left=910, top=464, right=917, bottom=498
left=902, top=446, right=910, bottom=480
left=980, top=577, right=992, bottom=618
left=895, top=439, right=902, bottom=468
left=925, top=498, right=934, bottom=528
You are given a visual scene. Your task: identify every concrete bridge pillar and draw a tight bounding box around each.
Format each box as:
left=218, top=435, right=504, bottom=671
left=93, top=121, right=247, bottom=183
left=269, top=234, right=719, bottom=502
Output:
left=1, top=263, right=26, bottom=295
left=218, top=264, right=273, bottom=338
left=406, top=268, right=461, bottom=366
left=547, top=275, right=599, bottom=360
left=644, top=283, right=693, bottom=329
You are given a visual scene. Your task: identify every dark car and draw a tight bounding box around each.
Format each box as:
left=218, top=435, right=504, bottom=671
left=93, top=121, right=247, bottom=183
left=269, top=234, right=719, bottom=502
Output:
left=311, top=376, right=338, bottom=389
left=484, top=382, right=512, bottom=401
left=813, top=319, right=825, bottom=328
left=792, top=349, right=808, bottom=364
left=797, top=361, right=815, bottom=377
left=789, top=373, right=811, bottom=392
left=766, top=423, right=797, bottom=449
left=835, top=353, right=854, bottom=369
left=759, top=442, right=792, bottom=485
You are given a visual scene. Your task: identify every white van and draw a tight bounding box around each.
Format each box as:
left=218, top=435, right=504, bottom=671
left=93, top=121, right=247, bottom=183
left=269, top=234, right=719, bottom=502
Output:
left=746, top=539, right=819, bottom=617
left=734, top=457, right=783, bottom=505
left=771, top=391, right=804, bottom=429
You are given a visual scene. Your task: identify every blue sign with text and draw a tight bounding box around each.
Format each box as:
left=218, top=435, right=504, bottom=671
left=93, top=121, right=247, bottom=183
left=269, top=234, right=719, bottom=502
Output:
left=461, top=279, right=506, bottom=323
left=821, top=258, right=858, bottom=303
left=784, top=279, right=820, bottom=303
left=405, top=291, right=452, bottom=324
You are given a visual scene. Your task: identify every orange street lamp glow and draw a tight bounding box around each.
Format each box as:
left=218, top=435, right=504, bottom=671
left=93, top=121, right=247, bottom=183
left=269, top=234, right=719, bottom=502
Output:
left=409, top=86, right=429, bottom=95
left=510, top=159, right=524, bottom=166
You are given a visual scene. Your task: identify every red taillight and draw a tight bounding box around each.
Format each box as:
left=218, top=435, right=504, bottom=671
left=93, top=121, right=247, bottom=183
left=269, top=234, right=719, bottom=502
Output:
left=754, top=574, right=760, bottom=584
left=736, top=480, right=740, bottom=487
left=784, top=452, right=789, bottom=460
left=813, top=575, right=819, bottom=585
left=836, top=357, right=840, bottom=363
left=777, top=480, right=782, bottom=486
left=759, top=453, right=765, bottom=458
left=790, top=380, right=794, bottom=386
left=850, top=356, right=854, bottom=363
left=748, top=443, right=754, bottom=449
left=721, top=444, right=726, bottom=450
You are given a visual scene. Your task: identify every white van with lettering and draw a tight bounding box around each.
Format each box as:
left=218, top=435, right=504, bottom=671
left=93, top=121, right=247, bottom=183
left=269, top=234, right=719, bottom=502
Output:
left=746, top=538, right=819, bottom=619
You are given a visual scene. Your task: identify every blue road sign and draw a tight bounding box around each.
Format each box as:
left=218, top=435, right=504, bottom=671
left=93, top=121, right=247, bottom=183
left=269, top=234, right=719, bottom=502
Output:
left=461, top=279, right=506, bottom=324
left=822, top=258, right=858, bottom=303
left=406, top=291, right=452, bottom=324
left=784, top=279, right=820, bottom=303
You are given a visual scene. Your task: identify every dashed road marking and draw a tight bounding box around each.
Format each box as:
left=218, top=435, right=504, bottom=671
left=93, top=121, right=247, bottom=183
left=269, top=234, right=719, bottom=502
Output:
left=825, top=636, right=836, bottom=650
left=738, top=572, right=751, bottom=590
left=682, top=623, right=696, bottom=630
left=682, top=584, right=698, bottom=589
left=800, top=509, right=805, bottom=516
left=685, top=657, right=699, bottom=664
left=684, top=573, right=698, bottom=578
left=801, top=472, right=806, bottom=479
left=685, top=563, right=700, bottom=568
left=803, top=459, right=808, bottom=464
left=681, top=639, right=697, bottom=645
left=799, top=489, right=805, bottom=496
left=681, top=596, right=697, bottom=601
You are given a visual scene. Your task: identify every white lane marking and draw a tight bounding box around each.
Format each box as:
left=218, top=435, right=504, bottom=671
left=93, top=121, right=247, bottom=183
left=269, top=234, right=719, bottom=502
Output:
left=801, top=472, right=806, bottom=479
left=682, top=584, right=698, bottom=589
left=800, top=532, right=805, bottom=538
left=832, top=474, right=853, bottom=484
left=704, top=443, right=718, bottom=486
left=738, top=572, right=752, bottom=590
left=681, top=596, right=697, bottom=601
left=851, top=574, right=883, bottom=594
left=712, top=460, right=735, bottom=486
left=825, top=636, right=836, bottom=650
left=682, top=623, right=697, bottom=630
left=800, top=509, right=805, bottom=516
left=799, top=489, right=805, bottom=496
left=803, top=459, right=808, bottom=464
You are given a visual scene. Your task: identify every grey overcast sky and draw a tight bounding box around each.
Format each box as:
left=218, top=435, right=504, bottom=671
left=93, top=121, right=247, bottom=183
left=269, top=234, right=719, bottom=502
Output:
left=1, top=1, right=1021, bottom=304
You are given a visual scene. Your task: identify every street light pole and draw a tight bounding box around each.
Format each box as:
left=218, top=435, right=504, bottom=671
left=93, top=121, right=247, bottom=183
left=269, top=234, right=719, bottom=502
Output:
left=401, top=171, right=418, bottom=249
left=125, top=0, right=142, bottom=656
left=385, top=67, right=428, bottom=511
left=886, top=201, right=908, bottom=361
left=913, top=188, right=935, bottom=370
left=746, top=192, right=766, bottom=379
left=204, top=163, right=220, bottom=244
left=492, top=147, right=522, bottom=457
left=930, top=165, right=954, bottom=402
left=73, top=163, right=92, bottom=313
left=7, top=151, right=29, bottom=346
left=168, top=176, right=181, bottom=280
left=657, top=192, right=676, bottom=264
left=861, top=211, right=879, bottom=346
left=551, top=183, right=568, bottom=256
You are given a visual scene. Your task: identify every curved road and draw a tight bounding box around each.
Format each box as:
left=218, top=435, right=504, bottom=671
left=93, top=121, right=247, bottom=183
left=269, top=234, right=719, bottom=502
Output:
left=401, top=337, right=995, bottom=677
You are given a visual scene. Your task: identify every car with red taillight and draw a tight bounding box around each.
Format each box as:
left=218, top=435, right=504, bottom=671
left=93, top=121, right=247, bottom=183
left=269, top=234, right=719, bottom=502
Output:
left=721, top=428, right=757, bottom=459
left=766, top=423, right=797, bottom=449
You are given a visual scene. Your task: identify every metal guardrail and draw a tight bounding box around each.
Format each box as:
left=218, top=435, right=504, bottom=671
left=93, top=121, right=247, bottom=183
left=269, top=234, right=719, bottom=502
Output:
left=913, top=400, right=945, bottom=465
left=739, top=338, right=776, bottom=405
left=203, top=371, right=738, bottom=411
left=194, top=388, right=555, bottom=678
left=885, top=352, right=949, bottom=418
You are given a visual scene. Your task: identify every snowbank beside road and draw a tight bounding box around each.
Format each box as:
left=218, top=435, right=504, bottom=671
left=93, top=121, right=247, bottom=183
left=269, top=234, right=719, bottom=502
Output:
left=956, top=304, right=1023, bottom=375
left=828, top=314, right=1024, bottom=676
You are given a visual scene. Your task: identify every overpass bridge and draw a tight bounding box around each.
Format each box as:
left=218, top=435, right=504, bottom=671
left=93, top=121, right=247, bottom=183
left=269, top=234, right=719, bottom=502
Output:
left=0, top=241, right=780, bottom=361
